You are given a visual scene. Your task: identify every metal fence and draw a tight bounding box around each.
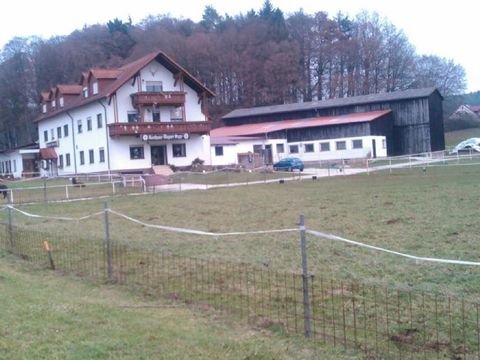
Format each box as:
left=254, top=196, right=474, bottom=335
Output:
left=2, top=220, right=479, bottom=359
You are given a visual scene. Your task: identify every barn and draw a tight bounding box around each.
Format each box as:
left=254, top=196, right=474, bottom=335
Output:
left=220, top=87, right=444, bottom=157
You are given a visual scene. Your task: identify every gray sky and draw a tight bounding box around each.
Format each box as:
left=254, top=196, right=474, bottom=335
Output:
left=2, top=0, right=478, bottom=92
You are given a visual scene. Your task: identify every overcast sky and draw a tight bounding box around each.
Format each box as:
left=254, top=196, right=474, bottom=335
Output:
left=1, top=0, right=478, bottom=92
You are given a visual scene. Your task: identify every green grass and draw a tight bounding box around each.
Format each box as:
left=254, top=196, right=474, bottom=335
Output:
left=3, top=165, right=480, bottom=299
left=170, top=169, right=295, bottom=185
left=0, top=253, right=348, bottom=360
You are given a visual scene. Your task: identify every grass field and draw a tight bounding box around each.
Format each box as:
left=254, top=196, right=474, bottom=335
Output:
left=3, top=164, right=480, bottom=300
left=0, top=253, right=352, bottom=359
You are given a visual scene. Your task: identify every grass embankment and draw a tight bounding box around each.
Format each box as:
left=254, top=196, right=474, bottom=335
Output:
left=444, top=128, right=480, bottom=147
left=0, top=253, right=346, bottom=359
left=3, top=165, right=480, bottom=299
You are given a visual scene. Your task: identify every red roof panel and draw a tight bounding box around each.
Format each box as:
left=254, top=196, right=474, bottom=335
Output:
left=211, top=110, right=392, bottom=139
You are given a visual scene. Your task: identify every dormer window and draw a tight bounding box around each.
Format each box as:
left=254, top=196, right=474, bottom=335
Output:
left=59, top=96, right=64, bottom=108
left=92, top=81, right=98, bottom=95
left=146, top=81, right=163, bottom=92
left=42, top=104, right=47, bottom=113
left=52, top=100, right=56, bottom=109
left=83, top=87, right=89, bottom=98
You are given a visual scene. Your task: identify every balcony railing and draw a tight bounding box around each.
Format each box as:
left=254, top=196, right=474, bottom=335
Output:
left=131, top=91, right=186, bottom=107
left=108, top=121, right=212, bottom=137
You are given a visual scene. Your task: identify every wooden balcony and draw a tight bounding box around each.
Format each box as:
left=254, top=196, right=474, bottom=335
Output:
left=131, top=91, right=186, bottom=106
left=108, top=121, right=212, bottom=137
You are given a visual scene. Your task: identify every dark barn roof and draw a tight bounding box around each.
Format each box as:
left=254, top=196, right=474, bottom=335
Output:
left=223, top=88, right=441, bottom=120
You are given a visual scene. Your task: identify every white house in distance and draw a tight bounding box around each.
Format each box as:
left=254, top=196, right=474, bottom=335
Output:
left=210, top=111, right=388, bottom=167
left=35, top=50, right=215, bottom=176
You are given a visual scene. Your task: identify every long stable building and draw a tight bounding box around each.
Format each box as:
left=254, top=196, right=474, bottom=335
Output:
left=210, top=88, right=444, bottom=166
left=35, top=50, right=215, bottom=176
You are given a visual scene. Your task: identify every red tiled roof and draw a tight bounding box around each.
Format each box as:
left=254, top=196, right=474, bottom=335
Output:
left=39, top=148, right=57, bottom=159
left=89, top=68, right=122, bottom=80
left=211, top=110, right=392, bottom=139
left=36, top=50, right=215, bottom=123
left=56, top=85, right=83, bottom=95
left=39, top=92, right=50, bottom=102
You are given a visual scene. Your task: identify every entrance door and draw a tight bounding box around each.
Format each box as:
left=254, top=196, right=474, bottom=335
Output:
left=371, top=139, right=377, bottom=158
left=264, top=145, right=273, bottom=164
left=151, top=145, right=167, bottom=165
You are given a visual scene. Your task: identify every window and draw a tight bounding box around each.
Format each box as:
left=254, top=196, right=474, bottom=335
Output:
left=57, top=126, right=62, bottom=139
left=42, top=104, right=47, bottom=113
left=13, top=160, right=16, bottom=173
left=320, top=142, right=330, bottom=152
left=43, top=130, right=48, bottom=142
left=52, top=100, right=56, bottom=109
left=304, top=143, right=314, bottom=153
left=127, top=111, right=139, bottom=123
left=172, top=143, right=186, bottom=157
left=51, top=129, right=55, bottom=140
left=77, top=119, right=83, bottom=134
left=289, top=145, right=299, bottom=153
left=336, top=141, right=346, bottom=150
left=87, top=117, right=92, bottom=131
left=65, top=153, right=71, bottom=167
left=99, top=148, right=105, bottom=163
left=92, top=82, right=98, bottom=95
left=97, top=113, right=103, bottom=128
left=79, top=151, right=85, bottom=165
left=63, top=124, right=69, bottom=137
left=170, top=107, right=183, bottom=121
left=352, top=139, right=363, bottom=149
left=82, top=87, right=88, bottom=98
left=59, top=96, right=64, bottom=108
left=89, top=149, right=94, bottom=164
left=215, top=146, right=224, bottom=156
left=146, top=81, right=163, bottom=92
left=382, top=139, right=386, bottom=149
left=59, top=154, right=64, bottom=168
left=276, top=144, right=285, bottom=154
left=130, top=146, right=144, bottom=160
left=152, top=110, right=160, bottom=122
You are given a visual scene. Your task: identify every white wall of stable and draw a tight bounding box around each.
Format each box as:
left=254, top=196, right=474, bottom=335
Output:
left=210, top=135, right=387, bottom=166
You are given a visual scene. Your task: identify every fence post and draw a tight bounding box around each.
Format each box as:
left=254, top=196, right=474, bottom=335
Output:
left=300, top=214, right=312, bottom=337
left=104, top=201, right=113, bottom=280
left=7, top=191, right=13, bottom=250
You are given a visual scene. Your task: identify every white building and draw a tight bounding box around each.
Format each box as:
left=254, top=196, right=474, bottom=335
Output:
left=0, top=144, right=38, bottom=179
left=210, top=111, right=388, bottom=167
left=35, top=51, right=215, bottom=176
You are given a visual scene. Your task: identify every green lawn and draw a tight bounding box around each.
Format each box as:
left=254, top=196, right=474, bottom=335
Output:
left=0, top=253, right=348, bottom=360
left=3, top=165, right=480, bottom=299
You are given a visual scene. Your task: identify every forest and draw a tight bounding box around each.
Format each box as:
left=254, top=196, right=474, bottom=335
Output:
left=0, top=1, right=470, bottom=150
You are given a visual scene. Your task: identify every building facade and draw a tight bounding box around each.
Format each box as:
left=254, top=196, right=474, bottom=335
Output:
left=35, top=51, right=214, bottom=176
left=220, top=88, right=444, bottom=158
left=210, top=111, right=389, bottom=167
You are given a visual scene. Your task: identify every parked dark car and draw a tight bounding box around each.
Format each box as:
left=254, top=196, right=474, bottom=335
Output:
left=273, top=157, right=304, bottom=171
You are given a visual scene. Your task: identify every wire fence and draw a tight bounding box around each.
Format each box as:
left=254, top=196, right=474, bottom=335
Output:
left=2, top=209, right=480, bottom=359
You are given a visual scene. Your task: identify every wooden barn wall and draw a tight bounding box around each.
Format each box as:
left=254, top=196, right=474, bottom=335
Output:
left=225, top=93, right=443, bottom=155
left=285, top=122, right=371, bottom=143
left=428, top=92, right=445, bottom=151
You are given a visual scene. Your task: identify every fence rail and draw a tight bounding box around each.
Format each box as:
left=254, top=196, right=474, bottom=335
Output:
left=2, top=177, right=144, bottom=204
left=2, top=220, right=479, bottom=359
